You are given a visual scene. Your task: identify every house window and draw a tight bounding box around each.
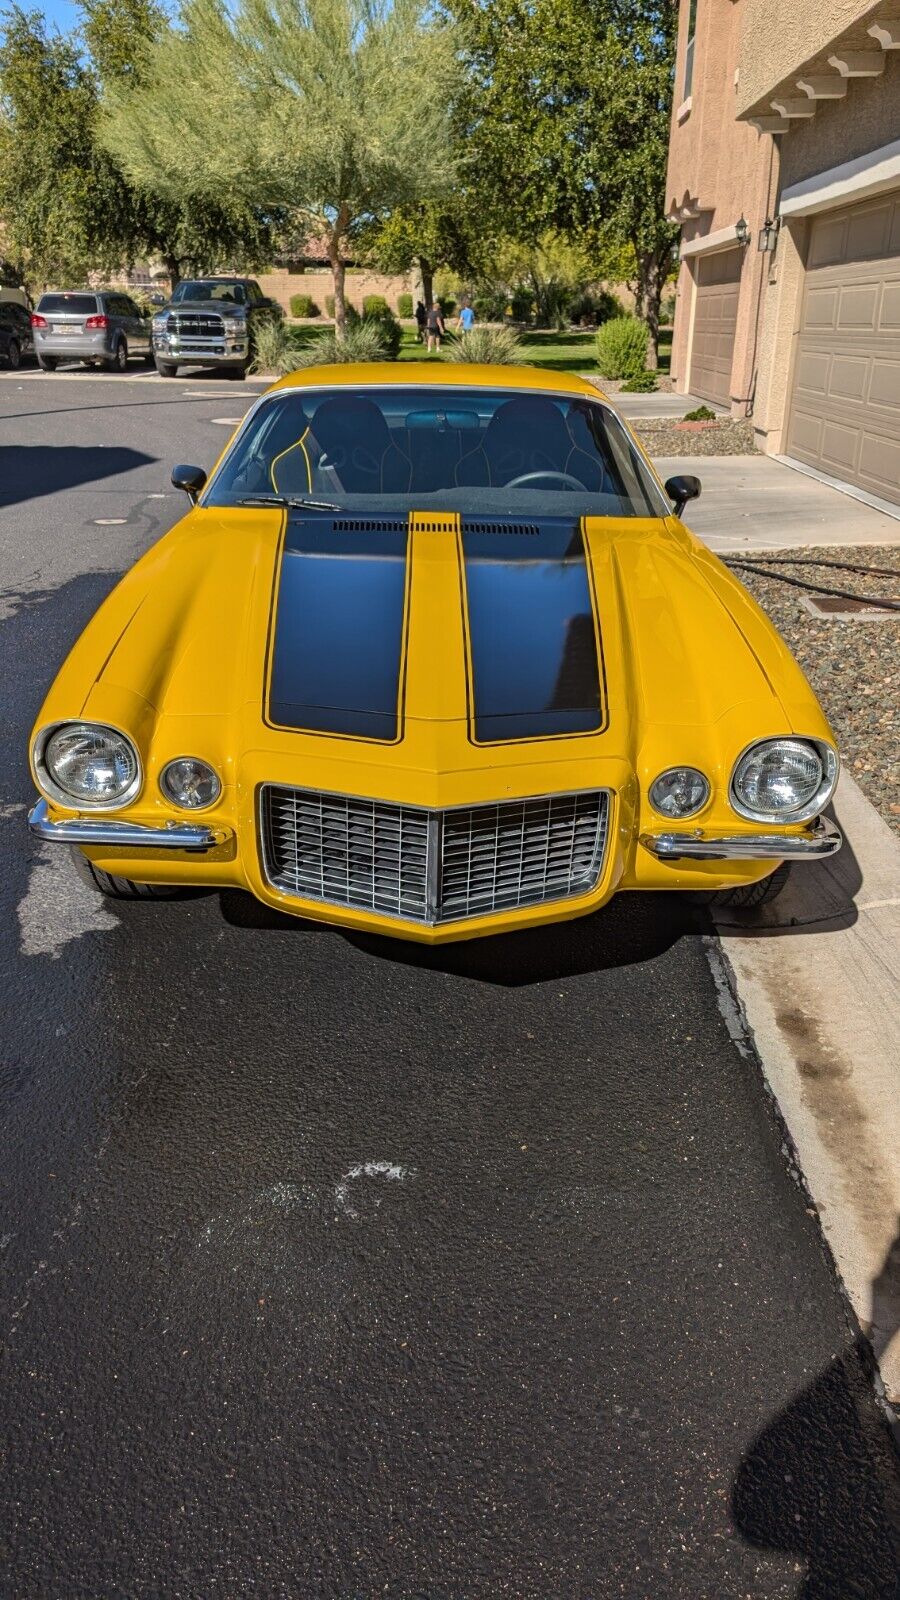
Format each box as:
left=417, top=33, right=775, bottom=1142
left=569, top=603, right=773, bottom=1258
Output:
left=684, top=0, right=698, bottom=98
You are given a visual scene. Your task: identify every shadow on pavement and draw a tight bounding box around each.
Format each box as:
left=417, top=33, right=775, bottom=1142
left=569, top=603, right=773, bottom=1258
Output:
left=732, top=1224, right=900, bottom=1597
left=0, top=444, right=157, bottom=508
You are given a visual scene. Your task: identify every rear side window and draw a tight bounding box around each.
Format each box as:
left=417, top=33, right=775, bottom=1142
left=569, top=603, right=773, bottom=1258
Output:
left=37, top=293, right=99, bottom=315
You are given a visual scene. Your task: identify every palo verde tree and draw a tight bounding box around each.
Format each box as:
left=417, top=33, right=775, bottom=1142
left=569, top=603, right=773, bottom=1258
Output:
left=99, top=0, right=459, bottom=334
left=80, top=0, right=276, bottom=289
left=0, top=7, right=136, bottom=285
left=451, top=0, right=678, bottom=362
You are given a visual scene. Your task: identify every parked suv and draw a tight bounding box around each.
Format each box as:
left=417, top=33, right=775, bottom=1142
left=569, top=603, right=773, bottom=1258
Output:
left=0, top=300, right=34, bottom=369
left=151, top=277, right=281, bottom=378
left=31, top=291, right=152, bottom=372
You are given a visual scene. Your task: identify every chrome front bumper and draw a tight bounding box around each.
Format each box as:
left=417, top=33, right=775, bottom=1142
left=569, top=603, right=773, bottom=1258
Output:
left=28, top=797, right=221, bottom=852
left=640, top=815, right=842, bottom=861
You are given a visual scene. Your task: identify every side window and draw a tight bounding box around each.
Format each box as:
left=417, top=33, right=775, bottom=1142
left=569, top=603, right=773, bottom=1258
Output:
left=247, top=281, right=263, bottom=304
left=683, top=0, right=698, bottom=99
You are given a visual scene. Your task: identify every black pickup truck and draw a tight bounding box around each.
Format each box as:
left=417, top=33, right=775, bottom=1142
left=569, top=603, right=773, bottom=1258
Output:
left=151, top=276, right=282, bottom=379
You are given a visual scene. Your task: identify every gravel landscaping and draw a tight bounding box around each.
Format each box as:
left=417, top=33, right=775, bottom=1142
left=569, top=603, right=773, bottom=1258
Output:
left=720, top=546, right=900, bottom=835
left=633, top=418, right=756, bottom=456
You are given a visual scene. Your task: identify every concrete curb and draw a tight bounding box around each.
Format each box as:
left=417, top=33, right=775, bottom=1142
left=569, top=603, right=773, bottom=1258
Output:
left=714, top=771, right=900, bottom=1404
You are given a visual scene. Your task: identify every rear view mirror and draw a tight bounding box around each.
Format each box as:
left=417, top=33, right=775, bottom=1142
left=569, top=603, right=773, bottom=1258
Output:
left=171, top=464, right=207, bottom=504
left=664, top=474, right=701, bottom=517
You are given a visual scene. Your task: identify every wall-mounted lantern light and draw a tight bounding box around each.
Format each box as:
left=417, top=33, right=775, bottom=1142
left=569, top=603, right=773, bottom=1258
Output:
left=735, top=215, right=751, bottom=247
left=758, top=216, right=781, bottom=253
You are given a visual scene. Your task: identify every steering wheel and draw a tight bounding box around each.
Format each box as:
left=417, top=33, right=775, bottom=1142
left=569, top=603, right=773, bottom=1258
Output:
left=505, top=470, right=585, bottom=491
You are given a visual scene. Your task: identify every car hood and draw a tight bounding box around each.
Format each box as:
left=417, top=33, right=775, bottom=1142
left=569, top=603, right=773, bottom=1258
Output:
left=164, top=298, right=248, bottom=316
left=59, top=505, right=827, bottom=804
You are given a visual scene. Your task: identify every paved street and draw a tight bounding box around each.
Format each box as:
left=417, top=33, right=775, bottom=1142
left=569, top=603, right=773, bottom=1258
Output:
left=1, top=376, right=897, bottom=1597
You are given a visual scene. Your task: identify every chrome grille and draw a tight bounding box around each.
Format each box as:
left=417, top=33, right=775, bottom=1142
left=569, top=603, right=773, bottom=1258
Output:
left=170, top=312, right=225, bottom=340
left=261, top=786, right=609, bottom=924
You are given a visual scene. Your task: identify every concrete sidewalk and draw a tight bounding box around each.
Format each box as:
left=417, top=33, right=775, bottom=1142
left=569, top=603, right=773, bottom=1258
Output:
left=715, top=771, right=900, bottom=1406
left=588, top=382, right=724, bottom=419
left=652, top=453, right=900, bottom=550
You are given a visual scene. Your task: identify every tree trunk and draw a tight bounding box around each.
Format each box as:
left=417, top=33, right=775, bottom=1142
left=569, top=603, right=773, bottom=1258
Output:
left=635, top=251, right=664, bottom=368
left=328, top=204, right=351, bottom=340
left=164, top=255, right=181, bottom=295
left=418, top=255, right=434, bottom=309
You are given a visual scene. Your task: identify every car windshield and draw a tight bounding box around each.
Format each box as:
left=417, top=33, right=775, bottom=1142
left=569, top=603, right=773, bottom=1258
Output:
left=171, top=280, right=247, bottom=304
left=203, top=386, right=667, bottom=518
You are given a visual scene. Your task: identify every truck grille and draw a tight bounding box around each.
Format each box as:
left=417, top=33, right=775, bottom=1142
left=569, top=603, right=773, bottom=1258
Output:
left=260, top=786, right=610, bottom=924
left=170, top=313, right=226, bottom=342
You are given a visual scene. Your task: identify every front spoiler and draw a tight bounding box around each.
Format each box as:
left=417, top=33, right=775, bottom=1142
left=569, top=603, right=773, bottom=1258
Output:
left=28, top=797, right=222, bottom=852
left=640, top=815, right=842, bottom=861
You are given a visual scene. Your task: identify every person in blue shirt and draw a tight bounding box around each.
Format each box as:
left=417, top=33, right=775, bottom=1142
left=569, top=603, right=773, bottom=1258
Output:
left=456, top=303, right=476, bottom=334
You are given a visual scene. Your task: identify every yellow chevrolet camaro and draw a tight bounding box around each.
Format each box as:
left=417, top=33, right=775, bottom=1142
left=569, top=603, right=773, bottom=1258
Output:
left=28, top=363, right=841, bottom=942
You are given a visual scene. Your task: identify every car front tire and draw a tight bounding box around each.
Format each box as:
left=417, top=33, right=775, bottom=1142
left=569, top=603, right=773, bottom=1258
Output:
left=6, top=339, right=20, bottom=370
left=154, top=359, right=178, bottom=377
left=70, top=848, right=192, bottom=900
left=715, top=862, right=792, bottom=910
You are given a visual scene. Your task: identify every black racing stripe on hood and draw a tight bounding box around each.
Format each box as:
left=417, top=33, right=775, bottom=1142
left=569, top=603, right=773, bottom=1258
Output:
left=268, top=515, right=409, bottom=741
left=460, top=516, right=604, bottom=743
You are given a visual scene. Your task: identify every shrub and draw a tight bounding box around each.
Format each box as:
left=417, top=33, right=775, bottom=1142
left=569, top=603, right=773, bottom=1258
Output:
left=473, top=288, right=507, bottom=323
left=251, top=318, right=299, bottom=376
left=289, top=293, right=319, bottom=317
left=438, top=295, right=456, bottom=317
left=568, top=293, right=596, bottom=327
left=620, top=369, right=658, bottom=393
left=396, top=292, right=413, bottom=318
left=509, top=287, right=533, bottom=324
left=683, top=404, right=717, bottom=422
left=594, top=316, right=649, bottom=380
left=593, top=288, right=625, bottom=325
left=363, top=294, right=388, bottom=316
left=361, top=303, right=402, bottom=359
left=295, top=320, right=392, bottom=365
left=324, top=293, right=335, bottom=317
left=447, top=325, right=523, bottom=365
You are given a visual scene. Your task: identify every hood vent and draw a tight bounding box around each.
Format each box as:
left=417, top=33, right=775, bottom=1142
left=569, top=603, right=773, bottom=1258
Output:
left=409, top=515, right=457, bottom=535
left=330, top=518, right=408, bottom=535
left=465, top=521, right=539, bottom=537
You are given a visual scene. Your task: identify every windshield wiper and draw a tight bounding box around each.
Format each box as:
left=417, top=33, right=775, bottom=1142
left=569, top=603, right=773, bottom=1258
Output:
left=237, top=493, right=343, bottom=511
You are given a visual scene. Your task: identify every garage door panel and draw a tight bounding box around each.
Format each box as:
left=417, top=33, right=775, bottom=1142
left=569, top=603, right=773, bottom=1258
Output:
left=837, top=284, right=879, bottom=331
left=829, top=355, right=869, bottom=402
left=819, top=419, right=860, bottom=474
left=881, top=281, right=900, bottom=330
left=786, top=193, right=900, bottom=507
left=869, top=358, right=900, bottom=410
left=859, top=433, right=900, bottom=497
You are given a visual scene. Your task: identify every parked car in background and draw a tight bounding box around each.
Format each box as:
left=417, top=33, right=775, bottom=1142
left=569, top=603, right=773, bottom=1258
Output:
left=31, top=290, right=152, bottom=372
left=0, top=299, right=34, bottom=369
left=151, top=277, right=282, bottom=379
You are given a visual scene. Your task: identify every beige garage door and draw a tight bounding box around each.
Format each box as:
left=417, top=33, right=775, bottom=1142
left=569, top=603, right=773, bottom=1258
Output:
left=786, top=192, right=900, bottom=506
left=690, top=248, right=742, bottom=406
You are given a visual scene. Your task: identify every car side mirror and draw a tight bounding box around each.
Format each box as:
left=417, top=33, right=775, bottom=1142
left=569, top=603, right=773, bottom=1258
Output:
left=664, top=474, right=701, bottom=517
left=172, top=464, right=207, bottom=504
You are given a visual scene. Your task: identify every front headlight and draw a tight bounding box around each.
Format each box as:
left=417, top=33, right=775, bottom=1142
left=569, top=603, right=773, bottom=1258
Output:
left=34, top=722, right=141, bottom=809
left=649, top=767, right=710, bottom=819
left=730, top=738, right=837, bottom=823
left=151, top=314, right=168, bottom=330
left=160, top=757, right=221, bottom=809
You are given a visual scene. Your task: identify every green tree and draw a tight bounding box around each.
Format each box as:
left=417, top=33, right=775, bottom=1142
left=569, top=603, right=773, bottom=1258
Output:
left=0, top=7, right=136, bottom=284
left=451, top=0, right=677, bottom=362
left=80, top=0, right=276, bottom=289
left=99, top=0, right=459, bottom=333
left=361, top=201, right=476, bottom=312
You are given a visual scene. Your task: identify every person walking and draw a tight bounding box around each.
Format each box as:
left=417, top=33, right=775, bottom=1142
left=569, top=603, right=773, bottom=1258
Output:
left=456, top=303, right=476, bottom=335
left=414, top=300, right=427, bottom=343
left=425, top=299, right=445, bottom=354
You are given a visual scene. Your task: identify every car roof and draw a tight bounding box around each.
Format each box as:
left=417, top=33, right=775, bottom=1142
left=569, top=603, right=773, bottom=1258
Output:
left=267, top=362, right=609, bottom=401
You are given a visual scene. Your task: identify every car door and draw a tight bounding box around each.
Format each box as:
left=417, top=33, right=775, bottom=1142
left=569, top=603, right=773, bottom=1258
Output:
left=122, top=295, right=149, bottom=352
left=0, top=306, right=11, bottom=360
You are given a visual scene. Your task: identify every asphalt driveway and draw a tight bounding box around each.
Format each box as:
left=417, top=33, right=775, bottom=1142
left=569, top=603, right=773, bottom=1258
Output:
left=1, top=376, right=897, bottom=1597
